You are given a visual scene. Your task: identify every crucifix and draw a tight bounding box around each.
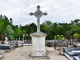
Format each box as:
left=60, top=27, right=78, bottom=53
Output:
left=29, top=5, right=47, bottom=33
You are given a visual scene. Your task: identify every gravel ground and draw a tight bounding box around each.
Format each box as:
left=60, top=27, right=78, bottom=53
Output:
left=0, top=46, right=68, bottom=60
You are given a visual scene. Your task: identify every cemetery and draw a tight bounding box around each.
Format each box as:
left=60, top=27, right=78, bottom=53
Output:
left=0, top=1, right=80, bottom=60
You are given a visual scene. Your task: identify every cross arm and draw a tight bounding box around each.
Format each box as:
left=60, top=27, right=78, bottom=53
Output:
left=42, top=12, right=47, bottom=16
left=29, top=12, right=35, bottom=16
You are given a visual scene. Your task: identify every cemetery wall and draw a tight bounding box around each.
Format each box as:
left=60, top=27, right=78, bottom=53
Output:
left=0, top=40, right=54, bottom=44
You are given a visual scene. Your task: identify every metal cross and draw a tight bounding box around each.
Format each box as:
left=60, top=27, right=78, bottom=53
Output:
left=29, top=5, right=47, bottom=33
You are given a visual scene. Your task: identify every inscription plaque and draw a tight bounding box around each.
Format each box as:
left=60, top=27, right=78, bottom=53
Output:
left=33, top=37, right=45, bottom=51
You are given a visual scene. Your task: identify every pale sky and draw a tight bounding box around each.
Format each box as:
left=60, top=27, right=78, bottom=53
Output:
left=0, top=0, right=80, bottom=26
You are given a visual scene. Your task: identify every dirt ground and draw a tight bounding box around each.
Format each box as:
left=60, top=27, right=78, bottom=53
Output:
left=0, top=46, right=68, bottom=60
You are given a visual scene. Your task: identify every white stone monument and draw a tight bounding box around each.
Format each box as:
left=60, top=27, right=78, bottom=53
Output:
left=18, top=40, right=21, bottom=47
left=28, top=5, right=49, bottom=59
left=5, top=37, right=8, bottom=44
left=25, top=39, right=26, bottom=43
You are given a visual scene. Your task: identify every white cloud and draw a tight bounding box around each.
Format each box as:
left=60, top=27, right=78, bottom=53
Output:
left=0, top=0, right=80, bottom=26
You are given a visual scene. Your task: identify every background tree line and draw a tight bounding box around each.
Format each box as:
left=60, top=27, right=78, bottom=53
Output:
left=0, top=14, right=80, bottom=40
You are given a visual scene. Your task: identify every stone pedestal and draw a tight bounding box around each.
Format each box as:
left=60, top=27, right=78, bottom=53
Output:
left=27, top=32, right=50, bottom=59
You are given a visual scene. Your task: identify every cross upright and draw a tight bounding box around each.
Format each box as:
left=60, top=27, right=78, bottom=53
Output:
left=29, top=5, right=47, bottom=33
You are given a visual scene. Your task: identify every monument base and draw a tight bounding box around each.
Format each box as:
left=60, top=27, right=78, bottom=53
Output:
left=27, top=52, right=50, bottom=59
left=28, top=32, right=50, bottom=59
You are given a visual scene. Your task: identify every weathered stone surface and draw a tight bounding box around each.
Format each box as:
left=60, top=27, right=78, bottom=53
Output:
left=28, top=5, right=50, bottom=59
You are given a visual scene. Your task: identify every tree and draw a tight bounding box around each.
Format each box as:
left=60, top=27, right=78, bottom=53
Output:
left=66, top=30, right=72, bottom=39
left=42, top=21, right=53, bottom=39
left=74, top=19, right=80, bottom=24
left=0, top=14, right=2, bottom=18
left=4, top=15, right=8, bottom=21
left=27, top=23, right=37, bottom=33
left=71, top=24, right=78, bottom=33
left=42, top=20, right=52, bottom=27
left=56, top=35, right=64, bottom=40
left=4, top=25, right=14, bottom=40
left=56, top=35, right=60, bottom=40
left=10, top=18, right=13, bottom=24
left=73, top=33, right=79, bottom=44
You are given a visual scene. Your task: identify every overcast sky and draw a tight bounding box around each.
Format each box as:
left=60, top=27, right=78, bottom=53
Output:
left=0, top=0, right=80, bottom=26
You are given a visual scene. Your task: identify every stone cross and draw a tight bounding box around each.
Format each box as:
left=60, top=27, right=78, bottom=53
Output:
left=29, top=5, right=47, bottom=33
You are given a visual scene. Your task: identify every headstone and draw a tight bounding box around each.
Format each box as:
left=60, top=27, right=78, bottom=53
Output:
left=5, top=37, right=8, bottom=44
left=13, top=40, right=14, bottom=43
left=18, top=40, right=22, bottom=47
left=18, top=40, right=21, bottom=44
left=25, top=39, right=26, bottom=43
left=22, top=40, right=24, bottom=42
left=70, top=38, right=72, bottom=45
left=28, top=5, right=49, bottom=59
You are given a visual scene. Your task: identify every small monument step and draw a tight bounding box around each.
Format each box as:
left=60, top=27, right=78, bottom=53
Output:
left=36, top=52, right=42, bottom=56
left=27, top=52, right=50, bottom=59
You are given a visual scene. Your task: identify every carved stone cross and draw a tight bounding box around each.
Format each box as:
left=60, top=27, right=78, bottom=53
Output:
left=29, top=5, right=47, bottom=33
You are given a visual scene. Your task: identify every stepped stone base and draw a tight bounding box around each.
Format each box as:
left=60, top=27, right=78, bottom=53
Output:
left=28, top=32, right=50, bottom=59
left=27, top=52, right=50, bottom=59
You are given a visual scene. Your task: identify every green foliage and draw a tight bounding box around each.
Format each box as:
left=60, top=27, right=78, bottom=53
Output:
left=56, top=35, right=60, bottom=40
left=66, top=30, right=72, bottom=38
left=5, top=25, right=14, bottom=40
left=55, top=35, right=64, bottom=40
left=61, top=35, right=63, bottom=38
left=1, top=14, right=80, bottom=40
left=73, top=33, right=79, bottom=39
left=42, top=20, right=52, bottom=27
left=62, top=37, right=65, bottom=41
left=0, top=18, right=11, bottom=40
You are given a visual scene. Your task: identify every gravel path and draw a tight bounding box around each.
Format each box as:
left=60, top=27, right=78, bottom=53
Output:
left=0, top=46, right=68, bottom=60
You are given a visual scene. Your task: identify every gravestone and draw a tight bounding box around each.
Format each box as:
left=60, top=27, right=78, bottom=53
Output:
left=5, top=37, right=8, bottom=45
left=12, top=40, right=14, bottom=43
left=28, top=5, right=49, bottom=59
left=25, top=39, right=26, bottom=43
left=18, top=40, right=22, bottom=47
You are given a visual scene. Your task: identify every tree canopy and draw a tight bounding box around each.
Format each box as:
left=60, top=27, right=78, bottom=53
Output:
left=0, top=14, right=80, bottom=40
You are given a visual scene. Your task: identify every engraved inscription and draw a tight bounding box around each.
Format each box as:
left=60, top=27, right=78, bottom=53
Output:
left=33, top=37, right=45, bottom=51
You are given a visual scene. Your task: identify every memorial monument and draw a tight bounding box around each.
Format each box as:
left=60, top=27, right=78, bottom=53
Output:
left=5, top=37, right=8, bottom=45
left=28, top=5, right=50, bottom=59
